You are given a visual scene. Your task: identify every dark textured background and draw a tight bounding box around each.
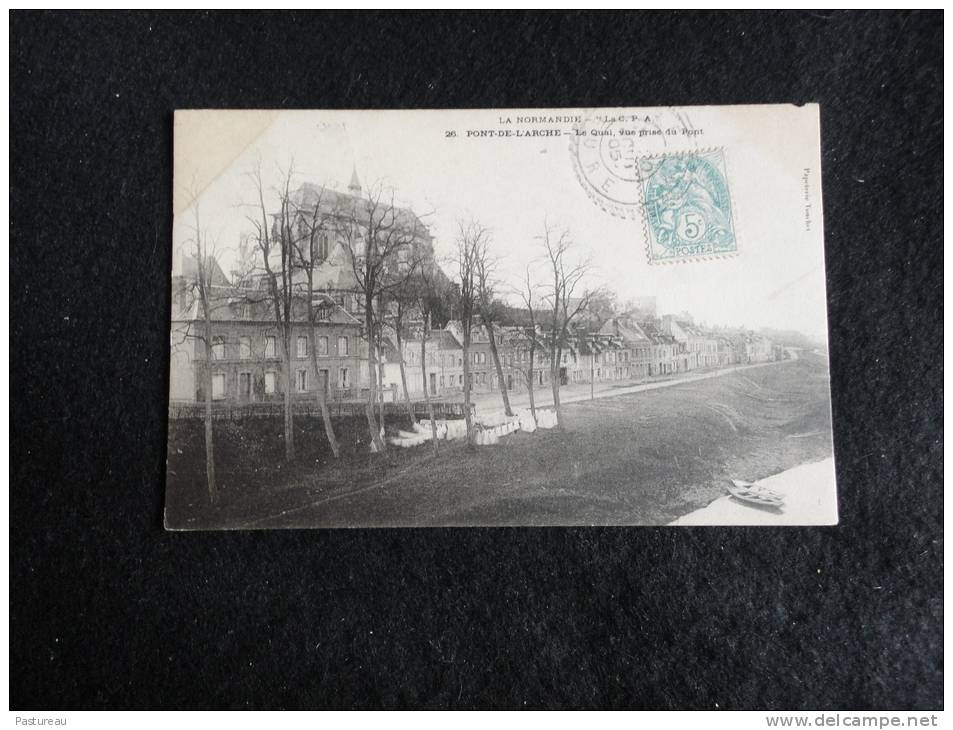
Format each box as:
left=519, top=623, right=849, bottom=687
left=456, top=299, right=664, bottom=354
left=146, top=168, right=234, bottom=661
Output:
left=10, top=11, right=943, bottom=709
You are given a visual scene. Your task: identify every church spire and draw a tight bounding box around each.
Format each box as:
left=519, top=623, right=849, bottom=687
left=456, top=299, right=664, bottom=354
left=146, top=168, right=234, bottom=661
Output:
left=348, top=166, right=362, bottom=196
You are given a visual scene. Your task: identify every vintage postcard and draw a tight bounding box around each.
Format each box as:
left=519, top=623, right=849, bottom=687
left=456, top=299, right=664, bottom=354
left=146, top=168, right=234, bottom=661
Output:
left=166, top=105, right=836, bottom=529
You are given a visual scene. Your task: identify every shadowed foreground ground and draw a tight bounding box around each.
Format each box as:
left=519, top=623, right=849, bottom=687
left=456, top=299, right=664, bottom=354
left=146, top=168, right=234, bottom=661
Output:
left=165, top=354, right=833, bottom=529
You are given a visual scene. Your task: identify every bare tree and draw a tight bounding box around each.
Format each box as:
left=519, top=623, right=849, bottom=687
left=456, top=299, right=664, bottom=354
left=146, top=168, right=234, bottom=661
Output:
left=180, top=203, right=219, bottom=502
left=517, top=264, right=541, bottom=427
left=454, top=220, right=489, bottom=447
left=173, top=186, right=255, bottom=502
left=246, top=161, right=297, bottom=461
left=381, top=246, right=429, bottom=429
left=474, top=236, right=513, bottom=417
left=390, top=286, right=418, bottom=427
left=415, top=262, right=451, bottom=455
left=539, top=221, right=598, bottom=428
left=291, top=187, right=341, bottom=459
left=334, top=182, right=424, bottom=453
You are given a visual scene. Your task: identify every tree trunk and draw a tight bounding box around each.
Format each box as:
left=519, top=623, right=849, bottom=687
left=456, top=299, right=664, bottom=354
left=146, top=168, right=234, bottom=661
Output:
left=485, top=321, right=512, bottom=416
left=377, top=350, right=386, bottom=436
left=420, top=332, right=438, bottom=456
left=527, top=345, right=537, bottom=426
left=310, top=328, right=340, bottom=459
left=396, top=329, right=416, bottom=426
left=364, top=307, right=385, bottom=453
left=202, top=319, right=217, bottom=503
left=462, top=330, right=475, bottom=448
left=281, top=334, right=295, bottom=461
left=550, top=343, right=563, bottom=428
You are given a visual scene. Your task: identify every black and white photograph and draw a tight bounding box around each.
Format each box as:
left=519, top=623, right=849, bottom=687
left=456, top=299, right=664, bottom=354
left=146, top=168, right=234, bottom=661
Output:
left=166, top=106, right=836, bottom=529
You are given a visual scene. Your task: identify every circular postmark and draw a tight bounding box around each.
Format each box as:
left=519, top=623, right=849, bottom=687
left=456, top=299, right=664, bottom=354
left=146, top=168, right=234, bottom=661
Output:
left=569, top=109, right=703, bottom=219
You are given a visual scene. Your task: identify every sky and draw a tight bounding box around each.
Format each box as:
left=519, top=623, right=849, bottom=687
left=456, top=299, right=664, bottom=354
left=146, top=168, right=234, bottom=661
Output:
left=172, top=107, right=831, bottom=341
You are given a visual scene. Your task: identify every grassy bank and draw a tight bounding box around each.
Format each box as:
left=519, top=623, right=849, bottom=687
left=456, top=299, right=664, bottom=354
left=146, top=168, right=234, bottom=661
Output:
left=165, top=355, right=833, bottom=528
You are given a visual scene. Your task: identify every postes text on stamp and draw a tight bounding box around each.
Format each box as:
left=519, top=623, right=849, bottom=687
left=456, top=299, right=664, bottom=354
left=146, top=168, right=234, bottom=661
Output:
left=638, top=148, right=737, bottom=264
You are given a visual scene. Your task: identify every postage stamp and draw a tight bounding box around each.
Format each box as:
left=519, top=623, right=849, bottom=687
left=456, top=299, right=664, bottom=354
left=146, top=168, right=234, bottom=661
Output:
left=637, top=148, right=738, bottom=264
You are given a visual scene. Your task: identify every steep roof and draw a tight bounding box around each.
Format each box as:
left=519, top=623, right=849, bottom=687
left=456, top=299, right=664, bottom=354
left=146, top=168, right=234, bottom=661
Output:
left=291, top=183, right=430, bottom=236
left=599, top=317, right=651, bottom=344
left=638, top=320, right=677, bottom=345
left=434, top=329, right=462, bottom=351
left=179, top=255, right=230, bottom=287
left=171, top=277, right=360, bottom=325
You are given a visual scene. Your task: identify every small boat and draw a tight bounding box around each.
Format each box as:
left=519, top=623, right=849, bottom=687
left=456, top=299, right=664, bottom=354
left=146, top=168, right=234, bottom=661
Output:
left=727, top=479, right=785, bottom=509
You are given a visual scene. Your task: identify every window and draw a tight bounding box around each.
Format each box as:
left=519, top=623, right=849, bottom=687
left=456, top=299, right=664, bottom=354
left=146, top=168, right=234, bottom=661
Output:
left=264, top=371, right=277, bottom=394
left=439, top=375, right=445, bottom=387
left=212, top=337, right=225, bottom=360
left=296, top=336, right=308, bottom=358
left=458, top=374, right=463, bottom=385
left=338, top=336, right=348, bottom=356
left=239, top=337, right=251, bottom=360
left=318, top=369, right=330, bottom=393
left=212, top=373, right=226, bottom=399
left=339, top=367, right=349, bottom=389
left=265, top=336, right=277, bottom=359
left=318, top=336, right=329, bottom=356
left=317, top=232, right=329, bottom=260
left=296, top=369, right=308, bottom=392
left=239, top=372, right=252, bottom=399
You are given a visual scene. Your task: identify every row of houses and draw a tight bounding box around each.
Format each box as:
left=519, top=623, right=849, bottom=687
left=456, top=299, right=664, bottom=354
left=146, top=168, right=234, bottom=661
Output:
left=379, top=315, right=778, bottom=400
left=171, top=286, right=778, bottom=406
left=169, top=174, right=778, bottom=407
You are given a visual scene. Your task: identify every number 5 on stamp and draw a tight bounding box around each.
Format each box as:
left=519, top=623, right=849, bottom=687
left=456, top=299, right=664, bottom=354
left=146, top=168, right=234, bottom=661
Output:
left=639, top=149, right=738, bottom=264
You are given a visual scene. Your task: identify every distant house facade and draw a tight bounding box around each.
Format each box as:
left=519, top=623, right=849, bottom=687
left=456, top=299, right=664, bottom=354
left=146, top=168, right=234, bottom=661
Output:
left=599, top=318, right=653, bottom=380
left=500, top=325, right=551, bottom=393
left=445, top=320, right=505, bottom=393
left=662, top=316, right=720, bottom=371
left=638, top=320, right=679, bottom=375
left=382, top=328, right=465, bottom=398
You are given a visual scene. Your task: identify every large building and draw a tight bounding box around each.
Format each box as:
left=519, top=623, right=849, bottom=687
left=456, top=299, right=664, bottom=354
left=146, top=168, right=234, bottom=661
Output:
left=169, top=172, right=443, bottom=405
left=169, top=266, right=365, bottom=404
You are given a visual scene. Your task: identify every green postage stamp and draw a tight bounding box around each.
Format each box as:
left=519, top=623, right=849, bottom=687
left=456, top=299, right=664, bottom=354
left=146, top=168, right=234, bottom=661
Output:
left=638, top=149, right=738, bottom=264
